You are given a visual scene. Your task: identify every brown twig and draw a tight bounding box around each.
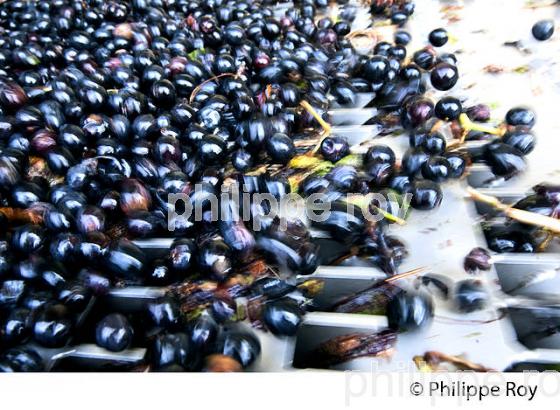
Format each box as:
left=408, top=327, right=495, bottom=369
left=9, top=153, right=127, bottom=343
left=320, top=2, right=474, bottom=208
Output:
left=300, top=101, right=332, bottom=137
left=414, top=351, right=494, bottom=372
left=189, top=63, right=245, bottom=104
left=429, top=120, right=444, bottom=134
left=385, top=266, right=428, bottom=283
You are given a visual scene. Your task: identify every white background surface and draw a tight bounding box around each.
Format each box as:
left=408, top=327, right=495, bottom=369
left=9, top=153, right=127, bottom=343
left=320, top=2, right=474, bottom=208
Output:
left=3, top=0, right=560, bottom=408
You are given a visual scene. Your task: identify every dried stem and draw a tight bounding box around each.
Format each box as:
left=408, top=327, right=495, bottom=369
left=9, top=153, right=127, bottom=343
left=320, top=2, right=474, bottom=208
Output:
left=300, top=100, right=332, bottom=137
left=294, top=137, right=322, bottom=148
left=429, top=119, right=444, bottom=134
left=373, top=206, right=407, bottom=225
left=385, top=266, right=428, bottom=283
left=189, top=63, right=245, bottom=104
left=459, top=113, right=505, bottom=137
left=345, top=194, right=407, bottom=225
left=414, top=351, right=494, bottom=372
left=468, top=187, right=560, bottom=234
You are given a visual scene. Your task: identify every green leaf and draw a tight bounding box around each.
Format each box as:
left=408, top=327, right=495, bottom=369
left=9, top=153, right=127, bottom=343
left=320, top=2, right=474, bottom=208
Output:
left=513, top=65, right=530, bottom=74
left=335, top=154, right=363, bottom=168
left=188, top=48, right=205, bottom=61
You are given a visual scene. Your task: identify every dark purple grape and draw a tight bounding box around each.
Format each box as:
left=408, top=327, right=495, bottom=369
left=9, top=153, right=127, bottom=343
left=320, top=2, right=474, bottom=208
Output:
left=383, top=44, right=401, bottom=62
left=0, top=347, right=43, bottom=372
left=429, top=28, right=448, bottom=47
left=326, top=165, right=358, bottom=192
left=76, top=205, right=106, bottom=234
left=266, top=133, right=295, bottom=164
left=435, top=97, right=462, bottom=121
left=211, top=297, right=236, bottom=323
left=250, top=276, right=296, bottom=299
left=263, top=298, right=303, bottom=336
left=11, top=182, right=45, bottom=208
left=394, top=30, right=411, bottom=46
left=95, top=313, right=133, bottom=352
left=466, top=104, right=491, bottom=122
left=389, top=174, right=413, bottom=194
left=105, top=239, right=146, bottom=282
left=0, top=157, right=20, bottom=188
left=505, top=107, right=536, bottom=128
left=33, top=304, right=72, bottom=348
left=464, top=247, right=492, bottom=273
left=198, top=135, right=226, bottom=165
left=12, top=224, right=45, bottom=253
left=219, top=200, right=256, bottom=256
left=120, top=179, right=152, bottom=215
left=430, top=63, right=458, bottom=91
left=362, top=56, right=389, bottom=83
left=532, top=20, right=554, bottom=41
left=0, top=81, right=28, bottom=110
left=311, top=201, right=366, bottom=245
left=483, top=142, right=526, bottom=177
left=438, top=54, right=458, bottom=67
left=367, top=161, right=394, bottom=187
left=0, top=308, right=33, bottom=346
left=400, top=63, right=421, bottom=80
left=455, top=280, right=488, bottom=312
left=331, top=79, right=357, bottom=105
left=386, top=289, right=433, bottom=331
left=154, top=135, right=181, bottom=164
left=365, top=144, right=396, bottom=165
left=216, top=329, right=260, bottom=368
left=16, top=105, right=43, bottom=129
left=412, top=47, right=436, bottom=70
left=401, top=147, right=429, bottom=177
left=58, top=283, right=91, bottom=312
left=148, top=297, right=180, bottom=330
left=126, top=211, right=164, bottom=238
left=410, top=180, right=443, bottom=210
left=169, top=239, right=195, bottom=275
left=422, top=132, right=446, bottom=154
left=151, top=333, right=198, bottom=371
left=257, top=234, right=319, bottom=276
left=503, top=128, right=536, bottom=155
left=190, top=314, right=218, bottom=352
left=486, top=226, right=535, bottom=253
left=422, top=156, right=451, bottom=182
left=402, top=97, right=434, bottom=128
left=391, top=11, right=408, bottom=27
left=232, top=149, right=253, bottom=172
left=197, top=237, right=232, bottom=281
left=445, top=151, right=468, bottom=178
left=78, top=268, right=111, bottom=295
left=0, top=280, right=26, bottom=308
left=320, top=135, right=349, bottom=162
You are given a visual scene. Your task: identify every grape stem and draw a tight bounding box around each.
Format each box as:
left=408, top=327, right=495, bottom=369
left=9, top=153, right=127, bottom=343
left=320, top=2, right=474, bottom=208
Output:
left=300, top=100, right=332, bottom=137
left=189, top=63, right=246, bottom=104
left=384, top=266, right=427, bottom=282
left=345, top=194, right=407, bottom=225
left=414, top=351, right=493, bottom=372
left=467, top=187, right=560, bottom=234
left=459, top=113, right=505, bottom=136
